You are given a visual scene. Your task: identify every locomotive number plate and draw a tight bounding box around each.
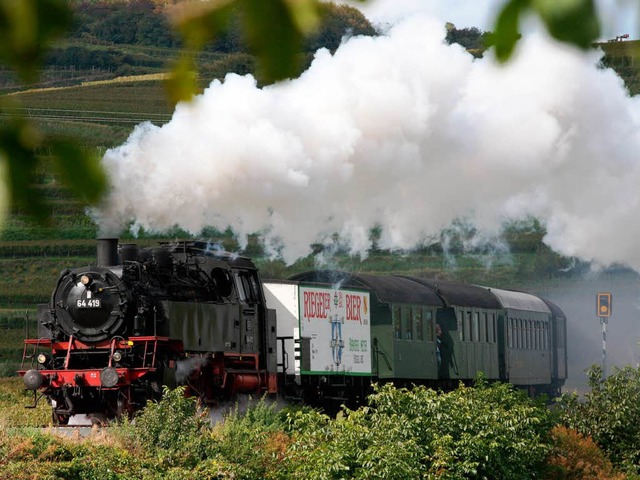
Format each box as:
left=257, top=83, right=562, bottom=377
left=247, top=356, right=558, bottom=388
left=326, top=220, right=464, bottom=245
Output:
left=76, top=299, right=102, bottom=308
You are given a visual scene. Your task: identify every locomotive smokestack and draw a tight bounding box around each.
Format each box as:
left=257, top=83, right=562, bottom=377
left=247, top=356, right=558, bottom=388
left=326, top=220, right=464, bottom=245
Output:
left=96, top=238, right=119, bottom=266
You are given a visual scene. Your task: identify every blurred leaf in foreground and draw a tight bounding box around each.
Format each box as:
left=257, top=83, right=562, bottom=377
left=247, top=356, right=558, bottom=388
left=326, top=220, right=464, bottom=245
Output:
left=167, top=0, right=325, bottom=104
left=0, top=0, right=73, bottom=83
left=491, top=0, right=600, bottom=62
left=0, top=0, right=107, bottom=225
left=0, top=113, right=107, bottom=222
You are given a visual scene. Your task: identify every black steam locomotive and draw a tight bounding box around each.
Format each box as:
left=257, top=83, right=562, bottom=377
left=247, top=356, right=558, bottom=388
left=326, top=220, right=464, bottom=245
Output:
left=20, top=239, right=277, bottom=424
left=19, top=239, right=567, bottom=423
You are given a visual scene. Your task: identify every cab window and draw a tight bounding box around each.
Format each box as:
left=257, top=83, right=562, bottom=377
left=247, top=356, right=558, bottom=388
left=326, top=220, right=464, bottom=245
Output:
left=234, top=271, right=259, bottom=304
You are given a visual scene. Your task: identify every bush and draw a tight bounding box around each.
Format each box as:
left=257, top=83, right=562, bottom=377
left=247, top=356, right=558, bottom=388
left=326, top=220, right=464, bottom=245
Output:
left=546, top=425, right=626, bottom=480
left=281, top=380, right=555, bottom=479
left=118, top=386, right=210, bottom=468
left=0, top=428, right=147, bottom=480
left=206, top=399, right=292, bottom=479
left=556, top=365, right=640, bottom=473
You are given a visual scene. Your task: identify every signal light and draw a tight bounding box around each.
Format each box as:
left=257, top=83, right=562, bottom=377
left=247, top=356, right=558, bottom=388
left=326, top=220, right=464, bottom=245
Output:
left=596, top=292, right=612, bottom=318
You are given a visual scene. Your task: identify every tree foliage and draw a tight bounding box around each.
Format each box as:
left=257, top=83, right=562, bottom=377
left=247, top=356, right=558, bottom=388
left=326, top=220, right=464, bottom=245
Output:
left=445, top=23, right=490, bottom=58
left=72, top=0, right=181, bottom=48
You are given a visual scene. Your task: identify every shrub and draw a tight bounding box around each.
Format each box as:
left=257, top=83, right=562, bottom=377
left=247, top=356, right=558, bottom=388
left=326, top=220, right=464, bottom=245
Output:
left=205, top=398, right=292, bottom=479
left=546, top=425, right=626, bottom=480
left=556, top=365, right=640, bottom=473
left=281, top=380, right=555, bottom=479
left=0, top=428, right=147, bottom=480
left=119, top=386, right=210, bottom=468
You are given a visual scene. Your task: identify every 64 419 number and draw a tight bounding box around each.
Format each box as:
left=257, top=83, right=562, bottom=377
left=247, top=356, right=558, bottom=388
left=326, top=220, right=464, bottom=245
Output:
left=76, top=299, right=101, bottom=308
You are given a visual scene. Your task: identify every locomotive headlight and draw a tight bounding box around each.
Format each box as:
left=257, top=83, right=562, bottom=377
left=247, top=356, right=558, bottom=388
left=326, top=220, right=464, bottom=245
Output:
left=112, top=351, right=123, bottom=363
left=80, top=274, right=92, bottom=286
left=37, top=353, right=50, bottom=365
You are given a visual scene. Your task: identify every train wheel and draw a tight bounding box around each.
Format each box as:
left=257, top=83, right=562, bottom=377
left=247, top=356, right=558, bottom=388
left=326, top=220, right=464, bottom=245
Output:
left=52, top=411, right=69, bottom=426
left=116, top=391, right=135, bottom=422
left=117, top=397, right=127, bottom=419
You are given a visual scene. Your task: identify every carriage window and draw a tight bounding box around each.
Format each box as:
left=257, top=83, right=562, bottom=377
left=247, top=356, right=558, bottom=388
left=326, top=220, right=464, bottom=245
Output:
left=426, top=310, right=434, bottom=341
left=557, top=319, right=565, bottom=345
left=529, top=320, right=534, bottom=349
left=531, top=320, right=535, bottom=349
left=543, top=322, right=548, bottom=349
left=490, top=313, right=496, bottom=343
left=473, top=312, right=480, bottom=342
left=458, top=310, right=464, bottom=341
left=480, top=313, right=488, bottom=343
left=404, top=307, right=413, bottom=340
left=415, top=309, right=424, bottom=341
left=465, top=312, right=472, bottom=342
left=508, top=317, right=513, bottom=348
left=394, top=307, right=402, bottom=339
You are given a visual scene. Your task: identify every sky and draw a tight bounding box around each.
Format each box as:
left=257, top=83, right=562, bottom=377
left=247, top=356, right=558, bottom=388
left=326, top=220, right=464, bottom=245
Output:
left=347, top=0, right=639, bottom=41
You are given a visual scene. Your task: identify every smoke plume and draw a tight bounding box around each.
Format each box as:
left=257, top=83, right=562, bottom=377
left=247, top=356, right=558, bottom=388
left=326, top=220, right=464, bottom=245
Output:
left=93, top=15, right=640, bottom=268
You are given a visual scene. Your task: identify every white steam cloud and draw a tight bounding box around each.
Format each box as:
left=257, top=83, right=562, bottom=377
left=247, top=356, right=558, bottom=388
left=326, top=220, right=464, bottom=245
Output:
left=93, top=15, right=640, bottom=268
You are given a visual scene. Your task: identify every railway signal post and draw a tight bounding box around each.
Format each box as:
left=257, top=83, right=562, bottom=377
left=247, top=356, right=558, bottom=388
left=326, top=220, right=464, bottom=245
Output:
left=596, top=292, right=612, bottom=377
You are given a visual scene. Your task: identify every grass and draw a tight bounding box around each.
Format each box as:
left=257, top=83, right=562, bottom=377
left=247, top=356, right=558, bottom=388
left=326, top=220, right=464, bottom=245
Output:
left=0, top=378, right=50, bottom=427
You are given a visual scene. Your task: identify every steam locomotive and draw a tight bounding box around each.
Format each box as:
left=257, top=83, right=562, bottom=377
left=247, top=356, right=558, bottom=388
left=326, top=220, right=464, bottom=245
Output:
left=19, top=239, right=567, bottom=423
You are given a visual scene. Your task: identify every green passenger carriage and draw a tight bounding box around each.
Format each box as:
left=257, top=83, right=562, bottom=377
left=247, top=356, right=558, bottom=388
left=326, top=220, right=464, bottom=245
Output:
left=265, top=271, right=567, bottom=408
